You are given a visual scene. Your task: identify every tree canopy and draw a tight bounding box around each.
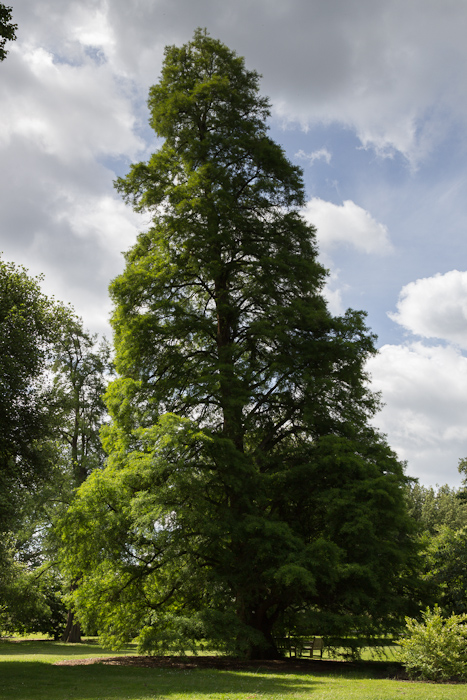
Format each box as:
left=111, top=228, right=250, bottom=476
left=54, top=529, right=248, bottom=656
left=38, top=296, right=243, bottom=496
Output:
left=51, top=320, right=110, bottom=487
left=0, top=274, right=110, bottom=639
left=405, top=482, right=467, bottom=536
left=61, top=30, right=420, bottom=659
left=0, top=258, right=69, bottom=533
left=0, top=4, right=16, bottom=62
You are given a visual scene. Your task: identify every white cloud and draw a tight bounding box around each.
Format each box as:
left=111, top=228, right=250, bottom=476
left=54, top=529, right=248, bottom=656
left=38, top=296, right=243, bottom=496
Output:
left=368, top=343, right=467, bottom=486
left=232, top=0, right=467, bottom=165
left=321, top=268, right=346, bottom=316
left=8, top=0, right=467, bottom=165
left=0, top=6, right=147, bottom=338
left=2, top=0, right=467, bottom=493
left=19, top=190, right=142, bottom=338
left=0, top=131, right=143, bottom=338
left=19, top=0, right=467, bottom=162
left=368, top=270, right=467, bottom=486
left=303, top=198, right=392, bottom=255
left=54, top=191, right=143, bottom=263
left=0, top=45, right=143, bottom=162
left=68, top=4, right=116, bottom=55
left=295, top=147, right=332, bottom=165
left=389, top=270, right=467, bottom=349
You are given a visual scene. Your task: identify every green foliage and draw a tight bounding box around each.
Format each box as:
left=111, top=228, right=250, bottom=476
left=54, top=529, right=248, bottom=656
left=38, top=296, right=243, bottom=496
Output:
left=62, top=30, right=420, bottom=659
left=405, top=483, right=467, bottom=615
left=425, top=527, right=467, bottom=616
left=51, top=318, right=111, bottom=487
left=34, top=320, right=110, bottom=642
left=456, top=457, right=467, bottom=503
left=0, top=4, right=16, bottom=62
left=0, top=264, right=109, bottom=639
left=405, top=483, right=467, bottom=535
left=0, top=257, right=70, bottom=534
left=398, top=606, right=467, bottom=681
left=0, top=539, right=66, bottom=638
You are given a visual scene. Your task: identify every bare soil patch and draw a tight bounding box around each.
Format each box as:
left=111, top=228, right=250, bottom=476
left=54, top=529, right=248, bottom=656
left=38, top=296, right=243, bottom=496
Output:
left=55, top=654, right=402, bottom=677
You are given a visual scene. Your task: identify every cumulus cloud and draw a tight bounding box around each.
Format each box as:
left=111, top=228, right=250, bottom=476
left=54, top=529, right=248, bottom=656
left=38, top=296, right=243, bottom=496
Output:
left=368, top=343, right=467, bottom=485
left=295, top=148, right=332, bottom=165
left=389, top=270, right=467, bottom=349
left=303, top=198, right=392, bottom=255
left=0, top=174, right=143, bottom=337
left=12, top=0, right=467, bottom=164
left=0, top=3, right=148, bottom=336
left=11, top=190, right=142, bottom=337
left=368, top=269, right=467, bottom=486
left=2, top=0, right=467, bottom=491
left=320, top=269, right=347, bottom=316
left=0, top=133, right=143, bottom=337
left=255, top=0, right=467, bottom=165
left=0, top=46, right=143, bottom=162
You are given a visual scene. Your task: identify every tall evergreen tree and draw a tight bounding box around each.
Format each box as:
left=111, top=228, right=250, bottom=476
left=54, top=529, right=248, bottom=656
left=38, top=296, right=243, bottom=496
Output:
left=61, top=30, right=419, bottom=659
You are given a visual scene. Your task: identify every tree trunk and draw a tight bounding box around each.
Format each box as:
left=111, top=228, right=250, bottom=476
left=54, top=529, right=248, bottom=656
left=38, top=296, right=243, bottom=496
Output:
left=247, top=636, right=282, bottom=660
left=239, top=598, right=282, bottom=659
left=61, top=609, right=82, bottom=643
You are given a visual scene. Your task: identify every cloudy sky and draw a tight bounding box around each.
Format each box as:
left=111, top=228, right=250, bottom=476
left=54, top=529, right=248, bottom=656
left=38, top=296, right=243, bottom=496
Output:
left=2, top=0, right=467, bottom=486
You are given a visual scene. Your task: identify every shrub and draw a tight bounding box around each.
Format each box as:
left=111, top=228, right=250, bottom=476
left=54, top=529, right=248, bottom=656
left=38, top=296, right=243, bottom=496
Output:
left=398, top=605, right=467, bottom=681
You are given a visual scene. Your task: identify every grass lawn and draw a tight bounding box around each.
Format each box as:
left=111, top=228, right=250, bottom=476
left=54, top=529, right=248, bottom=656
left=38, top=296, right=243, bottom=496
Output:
left=1, top=638, right=466, bottom=700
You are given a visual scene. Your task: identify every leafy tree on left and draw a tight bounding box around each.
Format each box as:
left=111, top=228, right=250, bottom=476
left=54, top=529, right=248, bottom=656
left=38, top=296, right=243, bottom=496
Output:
left=0, top=258, right=69, bottom=634
left=0, top=259, right=110, bottom=638
left=0, top=258, right=70, bottom=535
left=0, top=4, right=16, bottom=62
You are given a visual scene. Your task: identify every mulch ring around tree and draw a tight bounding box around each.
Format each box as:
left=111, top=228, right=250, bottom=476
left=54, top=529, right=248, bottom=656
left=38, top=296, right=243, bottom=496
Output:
left=54, top=655, right=404, bottom=678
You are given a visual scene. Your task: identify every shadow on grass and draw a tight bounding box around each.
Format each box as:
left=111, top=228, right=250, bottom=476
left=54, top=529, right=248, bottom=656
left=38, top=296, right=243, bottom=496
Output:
left=0, top=660, right=321, bottom=700
left=0, top=639, right=135, bottom=658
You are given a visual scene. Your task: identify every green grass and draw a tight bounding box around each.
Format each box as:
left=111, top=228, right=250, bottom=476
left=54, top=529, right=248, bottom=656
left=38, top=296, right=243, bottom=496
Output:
left=1, top=639, right=466, bottom=700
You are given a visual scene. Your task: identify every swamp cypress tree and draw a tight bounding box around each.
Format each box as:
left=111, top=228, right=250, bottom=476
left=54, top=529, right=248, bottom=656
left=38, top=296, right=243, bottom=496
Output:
left=61, top=30, right=420, bottom=659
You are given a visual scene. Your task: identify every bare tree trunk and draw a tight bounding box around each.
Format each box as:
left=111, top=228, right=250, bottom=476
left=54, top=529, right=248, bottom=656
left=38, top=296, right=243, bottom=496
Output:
left=61, top=578, right=82, bottom=643
left=61, top=608, right=82, bottom=643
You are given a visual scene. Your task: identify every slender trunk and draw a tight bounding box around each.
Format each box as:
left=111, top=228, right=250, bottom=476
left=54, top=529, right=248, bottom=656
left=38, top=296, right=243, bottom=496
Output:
left=61, top=578, right=82, bottom=643
left=215, top=274, right=244, bottom=451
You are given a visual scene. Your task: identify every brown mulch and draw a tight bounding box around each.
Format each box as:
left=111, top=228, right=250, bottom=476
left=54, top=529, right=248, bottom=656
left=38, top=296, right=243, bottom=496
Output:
left=54, top=654, right=402, bottom=677
left=55, top=655, right=323, bottom=670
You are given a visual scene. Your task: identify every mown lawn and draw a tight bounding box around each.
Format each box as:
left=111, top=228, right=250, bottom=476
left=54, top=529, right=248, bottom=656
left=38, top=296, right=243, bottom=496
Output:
left=1, top=638, right=466, bottom=700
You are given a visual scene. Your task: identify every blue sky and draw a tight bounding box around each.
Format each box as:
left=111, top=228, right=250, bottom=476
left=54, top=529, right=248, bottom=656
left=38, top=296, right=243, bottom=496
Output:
left=2, top=0, right=467, bottom=485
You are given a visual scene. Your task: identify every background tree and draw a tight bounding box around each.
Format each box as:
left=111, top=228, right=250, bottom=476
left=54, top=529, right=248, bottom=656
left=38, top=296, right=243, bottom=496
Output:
left=0, top=260, right=110, bottom=639
left=51, top=319, right=110, bottom=642
left=425, top=527, right=467, bottom=616
left=0, top=258, right=68, bottom=535
left=61, top=30, right=420, bottom=659
left=423, top=463, right=467, bottom=617
left=0, top=4, right=16, bottom=62
left=405, top=480, right=467, bottom=617
left=0, top=257, right=70, bottom=636
left=52, top=319, right=110, bottom=488
left=0, top=534, right=66, bottom=639
left=16, top=319, right=111, bottom=642
left=405, top=482, right=467, bottom=535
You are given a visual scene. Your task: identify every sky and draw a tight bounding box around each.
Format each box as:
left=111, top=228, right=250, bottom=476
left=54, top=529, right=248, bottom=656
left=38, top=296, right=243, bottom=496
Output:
left=2, top=0, right=467, bottom=487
